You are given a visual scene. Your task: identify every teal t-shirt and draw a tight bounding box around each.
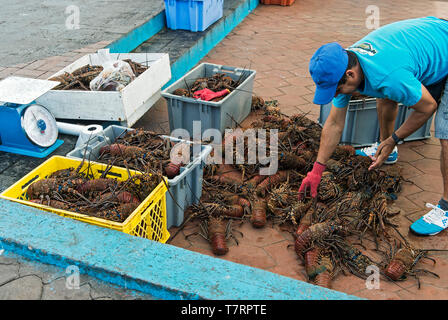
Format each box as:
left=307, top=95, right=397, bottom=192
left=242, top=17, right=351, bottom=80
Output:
left=333, top=16, right=448, bottom=108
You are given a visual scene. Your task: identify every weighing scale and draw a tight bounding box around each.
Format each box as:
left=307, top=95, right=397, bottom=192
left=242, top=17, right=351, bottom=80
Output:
left=0, top=77, right=64, bottom=158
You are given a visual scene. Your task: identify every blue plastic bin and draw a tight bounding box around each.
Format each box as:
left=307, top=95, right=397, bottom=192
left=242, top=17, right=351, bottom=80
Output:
left=65, top=125, right=212, bottom=229
left=164, top=0, right=224, bottom=32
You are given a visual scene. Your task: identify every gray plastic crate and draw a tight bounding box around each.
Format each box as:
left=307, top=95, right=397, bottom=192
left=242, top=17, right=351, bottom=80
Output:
left=66, top=125, right=212, bottom=229
left=161, top=63, right=256, bottom=136
left=395, top=104, right=434, bottom=142
left=319, top=98, right=433, bottom=147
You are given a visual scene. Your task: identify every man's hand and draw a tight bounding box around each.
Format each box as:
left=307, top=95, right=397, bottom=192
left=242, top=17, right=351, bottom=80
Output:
left=298, top=162, right=326, bottom=200
left=369, top=136, right=396, bottom=170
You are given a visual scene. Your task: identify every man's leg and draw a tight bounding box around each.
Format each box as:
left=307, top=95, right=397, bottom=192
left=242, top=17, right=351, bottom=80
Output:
left=440, top=139, right=448, bottom=203
left=435, top=78, right=448, bottom=208
left=377, top=98, right=398, bottom=141
left=410, top=80, right=448, bottom=235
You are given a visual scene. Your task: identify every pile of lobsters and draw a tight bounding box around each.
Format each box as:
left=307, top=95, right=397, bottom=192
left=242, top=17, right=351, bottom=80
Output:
left=181, top=97, right=442, bottom=289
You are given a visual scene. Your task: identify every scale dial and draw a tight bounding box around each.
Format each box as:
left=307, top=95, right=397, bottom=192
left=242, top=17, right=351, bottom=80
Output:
left=21, top=104, right=58, bottom=148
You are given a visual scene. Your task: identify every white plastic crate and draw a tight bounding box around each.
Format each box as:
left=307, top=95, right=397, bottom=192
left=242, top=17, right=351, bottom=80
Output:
left=36, top=49, right=171, bottom=127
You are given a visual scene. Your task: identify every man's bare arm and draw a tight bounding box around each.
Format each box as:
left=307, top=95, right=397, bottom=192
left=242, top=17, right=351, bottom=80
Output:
left=370, top=84, right=438, bottom=169
left=316, top=105, right=348, bottom=164
left=395, top=84, right=438, bottom=139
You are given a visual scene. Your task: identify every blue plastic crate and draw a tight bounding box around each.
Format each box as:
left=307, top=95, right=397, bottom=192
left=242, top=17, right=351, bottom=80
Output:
left=164, top=0, right=224, bottom=32
left=318, top=98, right=433, bottom=147
left=65, top=125, right=212, bottom=229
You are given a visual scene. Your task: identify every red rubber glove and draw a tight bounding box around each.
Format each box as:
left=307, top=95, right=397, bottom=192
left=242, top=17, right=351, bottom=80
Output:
left=298, top=161, right=326, bottom=200
left=193, top=88, right=230, bottom=101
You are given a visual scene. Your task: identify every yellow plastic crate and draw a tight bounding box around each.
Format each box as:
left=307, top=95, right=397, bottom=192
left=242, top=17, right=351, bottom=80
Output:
left=0, top=156, right=170, bottom=243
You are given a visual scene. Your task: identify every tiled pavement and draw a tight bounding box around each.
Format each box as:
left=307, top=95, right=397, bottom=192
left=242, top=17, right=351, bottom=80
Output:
left=0, top=250, right=157, bottom=300
left=1, top=0, right=448, bottom=300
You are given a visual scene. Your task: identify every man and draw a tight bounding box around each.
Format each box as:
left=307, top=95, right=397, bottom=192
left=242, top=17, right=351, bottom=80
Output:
left=298, top=16, right=448, bottom=236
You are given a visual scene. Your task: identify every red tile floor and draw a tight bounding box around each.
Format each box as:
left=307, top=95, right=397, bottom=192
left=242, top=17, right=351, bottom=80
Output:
left=165, top=0, right=448, bottom=300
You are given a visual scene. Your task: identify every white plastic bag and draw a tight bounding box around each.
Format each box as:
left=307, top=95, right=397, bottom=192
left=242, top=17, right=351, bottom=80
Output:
left=89, top=60, right=136, bottom=91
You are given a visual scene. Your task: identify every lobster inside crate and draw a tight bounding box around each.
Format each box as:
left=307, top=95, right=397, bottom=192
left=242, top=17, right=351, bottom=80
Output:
left=66, top=125, right=213, bottom=229
left=36, top=50, right=171, bottom=127
left=0, top=156, right=170, bottom=243
left=162, top=63, right=256, bottom=136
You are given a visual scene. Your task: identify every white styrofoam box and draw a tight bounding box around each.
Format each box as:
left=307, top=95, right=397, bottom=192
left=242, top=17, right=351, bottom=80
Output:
left=36, top=50, right=171, bottom=127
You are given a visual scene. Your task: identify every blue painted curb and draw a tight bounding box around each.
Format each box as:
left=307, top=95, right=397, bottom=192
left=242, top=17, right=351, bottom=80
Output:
left=107, top=11, right=166, bottom=54
left=0, top=198, right=362, bottom=300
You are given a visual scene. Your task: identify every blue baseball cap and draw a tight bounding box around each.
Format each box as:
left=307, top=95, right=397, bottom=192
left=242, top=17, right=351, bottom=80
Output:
left=309, top=42, right=348, bottom=105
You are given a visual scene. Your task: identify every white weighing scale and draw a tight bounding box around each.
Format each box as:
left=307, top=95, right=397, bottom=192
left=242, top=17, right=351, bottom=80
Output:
left=0, top=77, right=64, bottom=158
